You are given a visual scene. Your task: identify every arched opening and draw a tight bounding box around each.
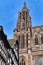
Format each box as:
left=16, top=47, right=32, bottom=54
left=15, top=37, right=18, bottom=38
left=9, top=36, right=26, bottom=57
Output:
left=18, top=34, right=25, bottom=49
left=34, top=35, right=38, bottom=45
left=21, top=34, right=25, bottom=48
left=26, top=34, right=28, bottom=47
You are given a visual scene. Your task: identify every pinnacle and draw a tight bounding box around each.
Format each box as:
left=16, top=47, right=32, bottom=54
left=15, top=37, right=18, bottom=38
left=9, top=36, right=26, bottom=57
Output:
left=23, top=2, right=27, bottom=9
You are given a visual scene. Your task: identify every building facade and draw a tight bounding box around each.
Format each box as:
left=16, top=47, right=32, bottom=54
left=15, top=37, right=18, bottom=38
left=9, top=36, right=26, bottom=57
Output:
left=0, top=26, right=19, bottom=65
left=14, top=2, right=43, bottom=65
left=0, top=2, right=43, bottom=65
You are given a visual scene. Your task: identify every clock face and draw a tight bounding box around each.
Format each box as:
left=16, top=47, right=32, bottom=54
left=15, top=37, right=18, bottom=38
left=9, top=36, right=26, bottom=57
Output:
left=35, top=57, right=43, bottom=65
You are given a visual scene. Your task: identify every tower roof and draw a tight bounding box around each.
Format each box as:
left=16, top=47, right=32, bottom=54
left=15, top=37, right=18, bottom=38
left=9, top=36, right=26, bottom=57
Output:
left=22, top=2, right=29, bottom=12
left=22, top=2, right=27, bottom=10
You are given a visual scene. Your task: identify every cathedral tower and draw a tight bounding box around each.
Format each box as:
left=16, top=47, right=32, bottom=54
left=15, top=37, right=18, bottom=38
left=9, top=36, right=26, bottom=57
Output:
left=14, top=2, right=33, bottom=65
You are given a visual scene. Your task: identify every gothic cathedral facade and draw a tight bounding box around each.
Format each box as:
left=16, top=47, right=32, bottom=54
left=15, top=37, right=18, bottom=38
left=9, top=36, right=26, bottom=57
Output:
left=14, top=2, right=43, bottom=65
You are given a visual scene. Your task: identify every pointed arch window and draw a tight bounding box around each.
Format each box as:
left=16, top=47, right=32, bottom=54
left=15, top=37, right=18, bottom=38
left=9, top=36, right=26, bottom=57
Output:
left=41, top=34, right=43, bottom=44
left=30, top=28, right=32, bottom=37
left=23, top=12, right=25, bottom=21
left=21, top=34, right=25, bottom=48
left=23, top=16, right=25, bottom=21
left=26, top=34, right=28, bottom=47
left=34, top=35, right=38, bottom=45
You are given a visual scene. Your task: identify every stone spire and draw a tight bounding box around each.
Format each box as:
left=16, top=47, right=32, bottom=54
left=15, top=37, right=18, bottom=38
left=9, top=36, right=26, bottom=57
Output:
left=22, top=2, right=27, bottom=9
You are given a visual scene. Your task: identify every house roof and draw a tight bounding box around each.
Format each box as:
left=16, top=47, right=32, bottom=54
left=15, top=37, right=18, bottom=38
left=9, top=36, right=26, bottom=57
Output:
left=32, top=25, right=43, bottom=29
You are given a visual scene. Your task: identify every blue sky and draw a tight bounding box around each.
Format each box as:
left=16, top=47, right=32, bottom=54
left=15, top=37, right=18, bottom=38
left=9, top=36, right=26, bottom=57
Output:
left=0, top=0, right=43, bottom=39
